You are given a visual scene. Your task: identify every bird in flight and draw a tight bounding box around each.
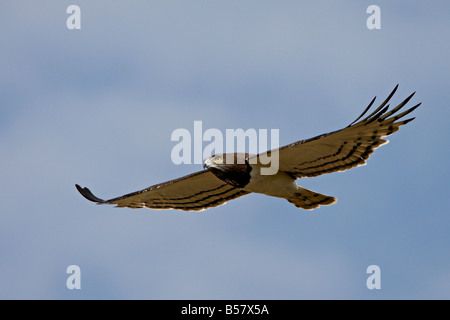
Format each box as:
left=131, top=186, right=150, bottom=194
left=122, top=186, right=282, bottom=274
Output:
left=76, top=85, right=420, bottom=211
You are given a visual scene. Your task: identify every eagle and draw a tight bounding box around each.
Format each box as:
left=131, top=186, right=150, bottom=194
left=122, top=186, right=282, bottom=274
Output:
left=76, top=85, right=420, bottom=211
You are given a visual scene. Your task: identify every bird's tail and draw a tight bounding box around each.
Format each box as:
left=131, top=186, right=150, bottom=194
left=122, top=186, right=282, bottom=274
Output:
left=287, top=186, right=337, bottom=210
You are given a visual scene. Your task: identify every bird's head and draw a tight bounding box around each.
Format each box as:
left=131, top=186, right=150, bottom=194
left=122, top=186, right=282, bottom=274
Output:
left=203, top=154, right=222, bottom=169
left=203, top=153, right=252, bottom=188
left=203, top=153, right=248, bottom=170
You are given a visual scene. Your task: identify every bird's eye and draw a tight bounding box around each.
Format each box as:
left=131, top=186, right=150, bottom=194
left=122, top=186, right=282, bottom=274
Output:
left=214, top=157, right=222, bottom=163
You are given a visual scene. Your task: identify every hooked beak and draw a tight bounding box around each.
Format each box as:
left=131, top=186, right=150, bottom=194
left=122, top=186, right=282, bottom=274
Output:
left=203, top=158, right=211, bottom=169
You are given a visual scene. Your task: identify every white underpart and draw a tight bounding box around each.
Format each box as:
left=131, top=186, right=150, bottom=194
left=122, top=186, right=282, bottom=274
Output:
left=243, top=166, right=299, bottom=199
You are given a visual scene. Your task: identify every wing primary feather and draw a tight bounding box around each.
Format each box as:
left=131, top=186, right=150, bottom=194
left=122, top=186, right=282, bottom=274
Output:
left=365, top=105, right=390, bottom=124
left=361, top=84, right=399, bottom=122
left=347, top=96, right=376, bottom=127
left=75, top=184, right=106, bottom=204
left=399, top=117, right=415, bottom=125
left=383, top=101, right=421, bottom=123
left=391, top=103, right=421, bottom=122
left=379, top=92, right=416, bottom=121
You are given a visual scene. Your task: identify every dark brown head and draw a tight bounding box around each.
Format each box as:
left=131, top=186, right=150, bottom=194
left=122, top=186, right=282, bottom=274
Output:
left=203, top=153, right=252, bottom=188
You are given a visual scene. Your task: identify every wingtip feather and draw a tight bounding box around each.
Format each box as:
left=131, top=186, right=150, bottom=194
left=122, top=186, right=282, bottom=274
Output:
left=75, top=184, right=106, bottom=203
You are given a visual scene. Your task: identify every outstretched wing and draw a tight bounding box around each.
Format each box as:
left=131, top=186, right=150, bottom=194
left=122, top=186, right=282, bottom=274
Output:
left=76, top=170, right=250, bottom=211
left=258, top=85, right=421, bottom=178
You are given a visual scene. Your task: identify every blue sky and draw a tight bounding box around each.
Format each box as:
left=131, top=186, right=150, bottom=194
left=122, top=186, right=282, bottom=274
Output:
left=1, top=1, right=449, bottom=299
